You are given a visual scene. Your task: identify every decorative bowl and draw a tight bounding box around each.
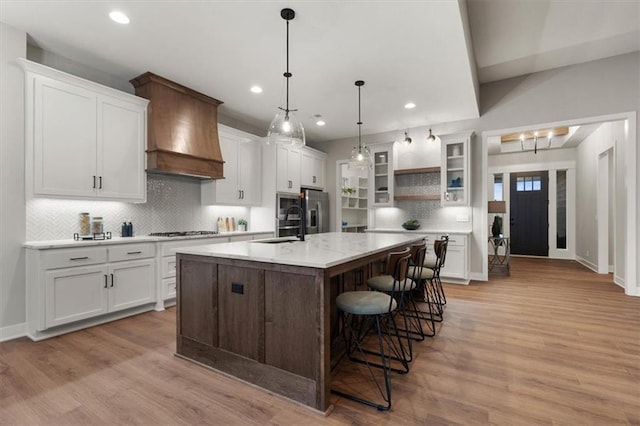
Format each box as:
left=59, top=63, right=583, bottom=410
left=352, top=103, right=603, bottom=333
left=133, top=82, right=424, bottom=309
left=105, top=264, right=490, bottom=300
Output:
left=402, top=221, right=420, bottom=231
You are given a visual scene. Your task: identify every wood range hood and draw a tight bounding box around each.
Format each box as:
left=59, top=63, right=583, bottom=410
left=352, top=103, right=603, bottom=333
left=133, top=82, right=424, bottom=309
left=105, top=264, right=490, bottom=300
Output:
left=130, top=72, right=224, bottom=179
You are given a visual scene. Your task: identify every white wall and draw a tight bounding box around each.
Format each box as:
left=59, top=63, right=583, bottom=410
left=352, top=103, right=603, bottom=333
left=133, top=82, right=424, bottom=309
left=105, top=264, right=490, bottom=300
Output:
left=0, top=23, right=27, bottom=338
left=576, top=123, right=612, bottom=267
left=316, top=52, right=639, bottom=288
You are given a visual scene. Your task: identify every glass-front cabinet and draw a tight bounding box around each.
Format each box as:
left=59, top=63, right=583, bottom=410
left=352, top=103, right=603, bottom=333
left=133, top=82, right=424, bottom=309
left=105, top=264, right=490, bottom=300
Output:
left=440, top=132, right=472, bottom=206
left=370, top=143, right=394, bottom=207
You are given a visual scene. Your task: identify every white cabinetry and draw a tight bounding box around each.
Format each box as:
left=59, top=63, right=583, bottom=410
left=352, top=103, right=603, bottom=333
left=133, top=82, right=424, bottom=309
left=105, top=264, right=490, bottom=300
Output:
left=27, top=243, right=156, bottom=340
left=201, top=125, right=262, bottom=206
left=20, top=58, right=148, bottom=202
left=441, top=132, right=472, bottom=206
left=301, top=149, right=326, bottom=189
left=423, top=233, right=469, bottom=283
left=370, top=143, right=395, bottom=207
left=276, top=146, right=301, bottom=194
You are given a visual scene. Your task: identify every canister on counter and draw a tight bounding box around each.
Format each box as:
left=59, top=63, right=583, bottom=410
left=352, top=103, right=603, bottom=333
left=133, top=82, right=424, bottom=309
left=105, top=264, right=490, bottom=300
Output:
left=91, top=217, right=104, bottom=234
left=79, top=212, right=90, bottom=235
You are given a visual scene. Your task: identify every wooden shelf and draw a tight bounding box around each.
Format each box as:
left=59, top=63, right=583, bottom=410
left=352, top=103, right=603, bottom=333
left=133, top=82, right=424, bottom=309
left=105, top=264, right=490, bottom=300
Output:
left=394, top=194, right=441, bottom=201
left=394, top=167, right=440, bottom=176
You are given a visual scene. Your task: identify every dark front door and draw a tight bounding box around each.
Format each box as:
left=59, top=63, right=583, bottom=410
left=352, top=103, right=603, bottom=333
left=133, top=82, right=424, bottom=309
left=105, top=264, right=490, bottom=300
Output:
left=510, top=171, right=549, bottom=256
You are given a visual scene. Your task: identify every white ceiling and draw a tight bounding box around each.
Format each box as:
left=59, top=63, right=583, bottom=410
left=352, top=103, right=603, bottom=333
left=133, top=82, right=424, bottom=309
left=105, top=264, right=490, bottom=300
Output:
left=1, top=1, right=638, bottom=143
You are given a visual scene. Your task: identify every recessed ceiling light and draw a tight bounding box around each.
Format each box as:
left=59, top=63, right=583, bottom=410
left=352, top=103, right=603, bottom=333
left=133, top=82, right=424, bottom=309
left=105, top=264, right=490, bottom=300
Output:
left=404, top=102, right=416, bottom=109
left=250, top=86, right=263, bottom=94
left=316, top=120, right=326, bottom=126
left=109, top=11, right=130, bottom=24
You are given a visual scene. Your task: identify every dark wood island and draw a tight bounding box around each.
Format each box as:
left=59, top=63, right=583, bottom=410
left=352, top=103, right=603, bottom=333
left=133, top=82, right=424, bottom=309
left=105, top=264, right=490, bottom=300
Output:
left=174, top=232, right=423, bottom=413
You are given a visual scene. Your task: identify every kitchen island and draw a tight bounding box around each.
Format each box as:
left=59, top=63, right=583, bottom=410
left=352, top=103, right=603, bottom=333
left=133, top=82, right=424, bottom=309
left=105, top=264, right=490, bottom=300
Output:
left=174, top=232, right=423, bottom=413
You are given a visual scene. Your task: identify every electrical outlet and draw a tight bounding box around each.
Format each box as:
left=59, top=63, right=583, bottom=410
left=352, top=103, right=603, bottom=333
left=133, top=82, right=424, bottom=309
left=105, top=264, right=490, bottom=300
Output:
left=456, top=214, right=469, bottom=222
left=586, top=250, right=590, bottom=257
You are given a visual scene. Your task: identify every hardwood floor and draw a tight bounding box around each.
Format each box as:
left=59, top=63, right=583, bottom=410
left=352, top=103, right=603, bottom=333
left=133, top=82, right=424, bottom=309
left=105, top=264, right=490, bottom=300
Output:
left=2, top=257, right=639, bottom=425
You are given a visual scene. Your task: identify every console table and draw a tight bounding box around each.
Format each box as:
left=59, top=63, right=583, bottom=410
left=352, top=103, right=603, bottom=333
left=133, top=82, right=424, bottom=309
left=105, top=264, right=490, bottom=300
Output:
left=488, top=236, right=510, bottom=275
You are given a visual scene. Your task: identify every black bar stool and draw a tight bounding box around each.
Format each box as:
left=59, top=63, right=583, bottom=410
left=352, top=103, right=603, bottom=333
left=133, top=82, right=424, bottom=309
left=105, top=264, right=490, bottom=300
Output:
left=331, top=248, right=411, bottom=411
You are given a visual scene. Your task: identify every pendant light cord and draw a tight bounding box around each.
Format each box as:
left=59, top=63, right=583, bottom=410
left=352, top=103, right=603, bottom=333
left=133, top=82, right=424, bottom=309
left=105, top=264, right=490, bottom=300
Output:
left=285, top=18, right=290, bottom=114
left=356, top=80, right=364, bottom=152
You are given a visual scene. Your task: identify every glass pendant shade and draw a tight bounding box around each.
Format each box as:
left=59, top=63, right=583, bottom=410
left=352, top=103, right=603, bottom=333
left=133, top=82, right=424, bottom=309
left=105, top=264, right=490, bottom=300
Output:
left=349, top=145, right=372, bottom=170
left=267, top=110, right=305, bottom=148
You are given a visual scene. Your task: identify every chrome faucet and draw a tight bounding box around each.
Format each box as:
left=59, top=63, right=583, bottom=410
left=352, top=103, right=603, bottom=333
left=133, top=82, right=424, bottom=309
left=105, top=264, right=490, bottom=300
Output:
left=285, top=203, right=306, bottom=241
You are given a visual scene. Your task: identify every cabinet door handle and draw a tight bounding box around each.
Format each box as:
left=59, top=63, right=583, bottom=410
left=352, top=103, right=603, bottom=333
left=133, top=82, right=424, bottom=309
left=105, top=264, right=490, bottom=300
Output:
left=104, top=274, right=108, bottom=288
left=93, top=176, right=96, bottom=189
left=313, top=176, right=316, bottom=184
left=110, top=273, right=114, bottom=287
left=241, top=190, right=245, bottom=199
left=288, top=180, right=292, bottom=189
left=69, top=256, right=89, bottom=261
left=99, top=176, right=103, bottom=189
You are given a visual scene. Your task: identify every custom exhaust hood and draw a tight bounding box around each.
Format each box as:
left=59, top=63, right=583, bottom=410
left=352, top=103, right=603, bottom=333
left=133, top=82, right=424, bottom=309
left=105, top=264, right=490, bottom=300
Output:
left=130, top=72, right=224, bottom=179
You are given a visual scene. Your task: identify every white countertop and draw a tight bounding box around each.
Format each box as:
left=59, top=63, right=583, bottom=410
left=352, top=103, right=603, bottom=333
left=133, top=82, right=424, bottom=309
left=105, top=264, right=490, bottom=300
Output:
left=174, top=232, right=424, bottom=269
left=367, top=228, right=473, bottom=235
left=24, top=230, right=273, bottom=249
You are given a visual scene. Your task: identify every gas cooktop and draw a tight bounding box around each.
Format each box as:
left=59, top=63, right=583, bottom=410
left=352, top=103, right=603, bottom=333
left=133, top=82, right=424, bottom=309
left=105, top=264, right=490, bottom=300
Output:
left=149, top=231, right=219, bottom=237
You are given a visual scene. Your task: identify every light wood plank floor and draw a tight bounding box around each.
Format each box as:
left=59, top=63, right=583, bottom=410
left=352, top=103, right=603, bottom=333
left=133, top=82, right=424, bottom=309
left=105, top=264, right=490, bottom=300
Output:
left=2, top=258, right=639, bottom=425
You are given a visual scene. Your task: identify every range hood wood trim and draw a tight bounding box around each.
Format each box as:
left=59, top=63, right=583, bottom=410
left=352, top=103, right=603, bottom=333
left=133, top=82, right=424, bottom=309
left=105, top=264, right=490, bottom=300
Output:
left=131, top=72, right=225, bottom=179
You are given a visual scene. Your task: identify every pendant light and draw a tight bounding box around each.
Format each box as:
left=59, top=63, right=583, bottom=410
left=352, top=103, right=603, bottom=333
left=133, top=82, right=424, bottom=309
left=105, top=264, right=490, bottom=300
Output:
left=427, top=128, right=438, bottom=143
left=267, top=8, right=305, bottom=148
left=349, top=80, right=372, bottom=169
left=403, top=131, right=412, bottom=145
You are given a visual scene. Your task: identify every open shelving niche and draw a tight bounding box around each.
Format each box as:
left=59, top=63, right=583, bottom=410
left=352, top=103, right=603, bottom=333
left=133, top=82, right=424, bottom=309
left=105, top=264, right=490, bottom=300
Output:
left=393, top=167, right=441, bottom=201
left=340, top=167, right=368, bottom=232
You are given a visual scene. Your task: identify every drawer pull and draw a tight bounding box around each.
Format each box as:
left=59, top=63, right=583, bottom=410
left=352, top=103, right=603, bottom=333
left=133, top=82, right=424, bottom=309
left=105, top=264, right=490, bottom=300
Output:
left=69, top=256, right=89, bottom=261
left=127, top=251, right=142, bottom=255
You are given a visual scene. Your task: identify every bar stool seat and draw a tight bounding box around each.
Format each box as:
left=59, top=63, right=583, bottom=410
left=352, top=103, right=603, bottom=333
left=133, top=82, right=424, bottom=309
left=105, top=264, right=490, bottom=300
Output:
left=336, top=291, right=397, bottom=316
left=408, top=265, right=435, bottom=281
left=367, top=275, right=416, bottom=292
left=423, top=255, right=437, bottom=269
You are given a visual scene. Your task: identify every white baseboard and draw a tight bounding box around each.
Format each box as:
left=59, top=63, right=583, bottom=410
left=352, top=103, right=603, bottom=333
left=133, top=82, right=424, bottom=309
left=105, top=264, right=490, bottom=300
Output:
left=613, top=274, right=625, bottom=289
left=469, top=272, right=485, bottom=282
left=576, top=255, right=598, bottom=273
left=0, top=322, right=26, bottom=342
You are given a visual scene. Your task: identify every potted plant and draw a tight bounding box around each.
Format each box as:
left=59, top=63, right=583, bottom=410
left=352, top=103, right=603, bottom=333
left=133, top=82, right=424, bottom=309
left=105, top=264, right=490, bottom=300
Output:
left=238, top=219, right=247, bottom=231
left=341, top=187, right=356, bottom=196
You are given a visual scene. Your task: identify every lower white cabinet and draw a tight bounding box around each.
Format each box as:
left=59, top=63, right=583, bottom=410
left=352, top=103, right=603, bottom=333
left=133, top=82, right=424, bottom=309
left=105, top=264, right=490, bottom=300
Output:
left=27, top=243, right=156, bottom=340
left=413, top=232, right=469, bottom=283
left=45, top=264, right=109, bottom=328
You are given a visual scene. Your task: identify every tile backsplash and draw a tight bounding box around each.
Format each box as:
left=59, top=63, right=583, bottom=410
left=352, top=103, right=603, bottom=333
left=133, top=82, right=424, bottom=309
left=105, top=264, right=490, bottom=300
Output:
left=26, top=174, right=250, bottom=241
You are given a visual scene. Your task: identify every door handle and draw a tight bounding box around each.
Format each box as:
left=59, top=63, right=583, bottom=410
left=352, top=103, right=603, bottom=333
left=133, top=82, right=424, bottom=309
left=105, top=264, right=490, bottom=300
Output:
left=93, top=176, right=96, bottom=189
left=104, top=274, right=108, bottom=288
left=110, top=273, right=114, bottom=287
left=313, top=176, right=316, bottom=184
left=99, top=176, right=103, bottom=189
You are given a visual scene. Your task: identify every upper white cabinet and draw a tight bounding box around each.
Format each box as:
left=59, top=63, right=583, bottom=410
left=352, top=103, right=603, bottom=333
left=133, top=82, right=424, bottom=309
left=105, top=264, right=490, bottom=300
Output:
left=276, top=145, right=301, bottom=194
left=370, top=143, right=395, bottom=207
left=301, top=149, right=326, bottom=189
left=201, top=125, right=262, bottom=206
left=441, top=131, right=473, bottom=206
left=20, top=59, right=148, bottom=202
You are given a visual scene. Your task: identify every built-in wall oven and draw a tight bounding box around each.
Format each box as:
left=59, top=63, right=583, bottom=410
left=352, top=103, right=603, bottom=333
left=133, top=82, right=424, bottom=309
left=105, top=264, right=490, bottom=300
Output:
left=276, top=189, right=329, bottom=238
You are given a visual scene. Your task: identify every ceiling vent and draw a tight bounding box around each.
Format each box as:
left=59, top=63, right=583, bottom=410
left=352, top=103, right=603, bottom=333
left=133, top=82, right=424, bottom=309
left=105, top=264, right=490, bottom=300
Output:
left=130, top=72, right=224, bottom=179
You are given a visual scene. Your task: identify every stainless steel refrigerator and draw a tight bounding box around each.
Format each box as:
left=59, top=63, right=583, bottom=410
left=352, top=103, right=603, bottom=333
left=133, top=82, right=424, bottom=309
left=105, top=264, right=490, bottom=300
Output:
left=304, top=188, right=329, bottom=235
left=276, top=189, right=329, bottom=237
